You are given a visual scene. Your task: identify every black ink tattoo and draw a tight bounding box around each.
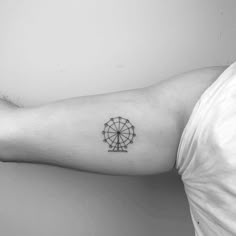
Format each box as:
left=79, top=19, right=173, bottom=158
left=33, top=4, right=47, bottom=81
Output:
left=102, top=117, right=136, bottom=152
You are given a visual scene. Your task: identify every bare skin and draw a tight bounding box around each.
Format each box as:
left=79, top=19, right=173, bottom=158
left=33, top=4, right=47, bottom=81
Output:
left=0, top=65, right=228, bottom=176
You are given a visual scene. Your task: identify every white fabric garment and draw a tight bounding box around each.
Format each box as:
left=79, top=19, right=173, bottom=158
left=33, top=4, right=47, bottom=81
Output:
left=176, top=61, right=236, bottom=236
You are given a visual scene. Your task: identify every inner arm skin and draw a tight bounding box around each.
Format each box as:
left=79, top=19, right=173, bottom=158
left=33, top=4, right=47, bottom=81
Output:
left=2, top=86, right=181, bottom=176
left=0, top=66, right=227, bottom=176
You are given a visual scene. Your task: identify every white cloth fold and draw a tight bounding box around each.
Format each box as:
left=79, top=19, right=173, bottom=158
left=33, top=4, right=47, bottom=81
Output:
left=176, top=61, right=236, bottom=235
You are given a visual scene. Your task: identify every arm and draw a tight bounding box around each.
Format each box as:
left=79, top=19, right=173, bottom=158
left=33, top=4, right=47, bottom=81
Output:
left=0, top=86, right=182, bottom=176
left=0, top=66, right=227, bottom=176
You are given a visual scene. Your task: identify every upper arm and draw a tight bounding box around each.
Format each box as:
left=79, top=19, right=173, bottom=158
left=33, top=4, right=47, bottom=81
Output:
left=2, top=66, right=227, bottom=176
left=2, top=85, right=181, bottom=176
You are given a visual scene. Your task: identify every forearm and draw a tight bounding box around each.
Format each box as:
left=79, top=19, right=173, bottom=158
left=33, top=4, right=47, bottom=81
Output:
left=1, top=87, right=178, bottom=175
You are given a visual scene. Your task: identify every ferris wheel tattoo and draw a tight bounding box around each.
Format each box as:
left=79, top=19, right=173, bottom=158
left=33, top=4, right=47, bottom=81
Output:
left=102, top=117, right=136, bottom=152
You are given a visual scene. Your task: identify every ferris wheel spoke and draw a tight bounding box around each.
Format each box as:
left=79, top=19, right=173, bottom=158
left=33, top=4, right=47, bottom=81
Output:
left=119, top=134, right=126, bottom=145
left=118, top=120, right=121, bottom=131
left=106, top=131, right=117, bottom=134
left=120, top=122, right=127, bottom=130
left=120, top=132, right=130, bottom=135
left=120, top=133, right=131, bottom=142
left=107, top=125, right=117, bottom=132
left=120, top=127, right=130, bottom=132
left=107, top=133, right=117, bottom=139
left=120, top=133, right=129, bottom=139
left=111, top=135, right=118, bottom=145
left=119, top=121, right=127, bottom=132
left=112, top=120, right=119, bottom=131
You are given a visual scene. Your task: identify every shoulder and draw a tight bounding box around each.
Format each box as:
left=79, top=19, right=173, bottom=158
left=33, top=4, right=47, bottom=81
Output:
left=146, top=65, right=229, bottom=133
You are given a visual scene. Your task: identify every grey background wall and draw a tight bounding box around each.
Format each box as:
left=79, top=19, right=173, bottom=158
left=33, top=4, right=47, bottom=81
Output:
left=0, top=0, right=235, bottom=235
